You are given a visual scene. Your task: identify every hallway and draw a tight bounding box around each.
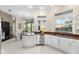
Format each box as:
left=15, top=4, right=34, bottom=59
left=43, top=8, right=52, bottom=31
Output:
left=2, top=38, right=65, bottom=54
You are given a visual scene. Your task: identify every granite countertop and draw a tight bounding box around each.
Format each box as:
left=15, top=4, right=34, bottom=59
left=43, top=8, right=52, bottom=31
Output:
left=22, top=32, right=35, bottom=36
left=34, top=32, right=79, bottom=40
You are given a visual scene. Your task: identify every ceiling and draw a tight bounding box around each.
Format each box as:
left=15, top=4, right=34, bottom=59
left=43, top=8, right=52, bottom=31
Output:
left=0, top=5, right=55, bottom=16
left=0, top=5, right=74, bottom=17
left=0, top=5, right=53, bottom=11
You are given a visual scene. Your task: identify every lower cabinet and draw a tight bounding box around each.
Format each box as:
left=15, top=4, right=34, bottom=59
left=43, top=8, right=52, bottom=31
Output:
left=44, top=35, right=79, bottom=54
left=45, top=35, right=52, bottom=47
left=44, top=35, right=51, bottom=45
left=51, top=36, right=59, bottom=48
left=70, top=40, right=79, bottom=54
left=75, top=42, right=79, bottom=54
left=36, top=35, right=40, bottom=44
left=60, top=38, right=72, bottom=53
left=22, top=35, right=36, bottom=48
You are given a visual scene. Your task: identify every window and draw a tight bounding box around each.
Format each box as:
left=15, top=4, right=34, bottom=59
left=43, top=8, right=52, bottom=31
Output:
left=24, top=22, right=34, bottom=32
left=55, top=10, right=73, bottom=33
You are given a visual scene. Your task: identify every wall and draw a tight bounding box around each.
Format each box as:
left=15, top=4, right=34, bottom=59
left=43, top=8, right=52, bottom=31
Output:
left=15, top=16, right=24, bottom=35
left=33, top=6, right=74, bottom=32
left=0, top=10, right=13, bottom=34
left=51, top=5, right=79, bottom=34
left=4, top=5, right=79, bottom=35
left=33, top=10, right=54, bottom=32
left=73, top=6, right=79, bottom=34
left=33, top=10, right=47, bottom=32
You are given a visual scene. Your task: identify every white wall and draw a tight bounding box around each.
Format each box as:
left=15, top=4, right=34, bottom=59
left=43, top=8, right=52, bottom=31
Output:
left=14, top=16, right=25, bottom=35
left=73, top=6, right=79, bottom=34
left=1, top=10, right=13, bottom=34
left=52, top=5, right=79, bottom=34
left=33, top=10, right=54, bottom=32
left=13, top=5, right=79, bottom=34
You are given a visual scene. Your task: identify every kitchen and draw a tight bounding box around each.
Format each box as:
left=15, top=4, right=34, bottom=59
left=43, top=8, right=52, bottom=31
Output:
left=0, top=5, right=79, bottom=54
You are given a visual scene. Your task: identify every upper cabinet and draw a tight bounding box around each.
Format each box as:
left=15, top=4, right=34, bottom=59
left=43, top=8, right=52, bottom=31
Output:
left=54, top=9, right=73, bottom=33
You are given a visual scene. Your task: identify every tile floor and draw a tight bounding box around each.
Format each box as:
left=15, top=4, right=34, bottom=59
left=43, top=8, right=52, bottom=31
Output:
left=1, top=38, right=65, bottom=54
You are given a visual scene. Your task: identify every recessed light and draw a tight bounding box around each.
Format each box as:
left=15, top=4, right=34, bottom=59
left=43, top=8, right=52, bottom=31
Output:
left=8, top=9, right=12, bottom=12
left=40, top=6, right=45, bottom=10
left=23, top=21, right=26, bottom=23
left=28, top=5, right=33, bottom=9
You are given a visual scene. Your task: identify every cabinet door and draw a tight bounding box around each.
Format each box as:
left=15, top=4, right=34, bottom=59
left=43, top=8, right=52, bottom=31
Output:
left=47, top=35, right=52, bottom=46
left=50, top=36, right=54, bottom=47
left=31, top=35, right=36, bottom=45
left=52, top=36, right=59, bottom=48
left=22, top=36, right=29, bottom=47
left=71, top=40, right=79, bottom=54
left=29, top=36, right=33, bottom=46
left=44, top=35, right=51, bottom=45
left=36, top=35, right=40, bottom=44
left=50, top=36, right=55, bottom=46
left=59, top=38, right=72, bottom=53
left=64, top=38, right=72, bottom=53
left=59, top=38, right=65, bottom=51
left=76, top=42, right=79, bottom=54
left=34, top=35, right=37, bottom=44
left=45, top=35, right=53, bottom=46
left=44, top=35, right=48, bottom=45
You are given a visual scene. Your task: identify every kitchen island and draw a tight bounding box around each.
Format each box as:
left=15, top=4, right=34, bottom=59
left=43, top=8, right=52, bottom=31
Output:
left=22, top=32, right=36, bottom=48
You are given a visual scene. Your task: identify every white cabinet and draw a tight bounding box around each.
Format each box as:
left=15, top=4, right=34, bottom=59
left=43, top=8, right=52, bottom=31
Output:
left=59, top=38, right=79, bottom=54
left=45, top=35, right=51, bottom=45
left=50, top=36, right=54, bottom=47
left=75, top=41, right=79, bottom=54
left=47, top=35, right=52, bottom=46
left=51, top=36, right=59, bottom=48
left=36, top=35, right=40, bottom=44
left=60, top=38, right=72, bottom=53
left=44, top=35, right=48, bottom=45
left=31, top=35, right=36, bottom=45
left=44, top=34, right=79, bottom=54
left=45, top=35, right=59, bottom=48
left=45, top=35, right=54, bottom=47
left=70, top=40, right=79, bottom=54
left=22, top=35, right=36, bottom=48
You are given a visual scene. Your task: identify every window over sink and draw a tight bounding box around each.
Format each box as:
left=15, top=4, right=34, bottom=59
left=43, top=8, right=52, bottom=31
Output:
left=54, top=9, right=73, bottom=33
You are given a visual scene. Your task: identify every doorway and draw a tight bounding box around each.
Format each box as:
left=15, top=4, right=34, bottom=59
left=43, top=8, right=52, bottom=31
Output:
left=1, top=21, right=11, bottom=42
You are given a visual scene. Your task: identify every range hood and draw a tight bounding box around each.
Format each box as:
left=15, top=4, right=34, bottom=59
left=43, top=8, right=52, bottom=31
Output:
left=23, top=17, right=34, bottom=23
